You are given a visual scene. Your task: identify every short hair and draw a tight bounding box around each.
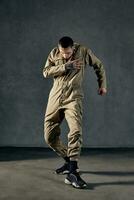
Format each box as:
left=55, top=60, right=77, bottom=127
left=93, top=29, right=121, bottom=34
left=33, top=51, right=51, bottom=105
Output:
left=58, top=36, right=74, bottom=48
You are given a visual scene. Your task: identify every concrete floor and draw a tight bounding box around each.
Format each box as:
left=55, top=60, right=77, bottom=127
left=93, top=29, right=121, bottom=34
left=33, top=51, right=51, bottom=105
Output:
left=0, top=147, right=134, bottom=200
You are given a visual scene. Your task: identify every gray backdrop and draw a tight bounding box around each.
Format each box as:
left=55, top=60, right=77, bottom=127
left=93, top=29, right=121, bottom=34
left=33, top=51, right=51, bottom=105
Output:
left=0, top=0, right=134, bottom=147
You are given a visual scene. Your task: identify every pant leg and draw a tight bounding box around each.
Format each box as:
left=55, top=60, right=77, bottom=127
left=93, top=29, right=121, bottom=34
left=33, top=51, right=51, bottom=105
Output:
left=44, top=108, right=67, bottom=158
left=64, top=99, right=83, bottom=160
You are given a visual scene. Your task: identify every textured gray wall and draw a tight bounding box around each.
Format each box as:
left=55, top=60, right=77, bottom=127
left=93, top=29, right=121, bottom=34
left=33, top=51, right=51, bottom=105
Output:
left=0, top=0, right=134, bottom=147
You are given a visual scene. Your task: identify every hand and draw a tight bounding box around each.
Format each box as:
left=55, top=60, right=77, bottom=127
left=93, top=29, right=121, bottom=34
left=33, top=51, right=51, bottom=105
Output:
left=66, top=59, right=83, bottom=70
left=98, top=88, right=107, bottom=96
left=72, top=59, right=83, bottom=70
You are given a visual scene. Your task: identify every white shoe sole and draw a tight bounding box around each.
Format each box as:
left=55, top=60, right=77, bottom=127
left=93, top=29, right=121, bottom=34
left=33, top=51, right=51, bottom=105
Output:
left=65, top=178, right=72, bottom=185
left=65, top=178, right=87, bottom=189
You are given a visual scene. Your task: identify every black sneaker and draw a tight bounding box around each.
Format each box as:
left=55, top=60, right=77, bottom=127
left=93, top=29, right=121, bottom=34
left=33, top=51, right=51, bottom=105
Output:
left=55, top=163, right=80, bottom=175
left=55, top=162, right=70, bottom=174
left=65, top=172, right=87, bottom=188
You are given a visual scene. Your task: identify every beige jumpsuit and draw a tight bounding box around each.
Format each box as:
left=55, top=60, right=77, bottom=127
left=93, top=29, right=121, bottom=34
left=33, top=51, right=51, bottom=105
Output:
left=43, top=43, right=107, bottom=160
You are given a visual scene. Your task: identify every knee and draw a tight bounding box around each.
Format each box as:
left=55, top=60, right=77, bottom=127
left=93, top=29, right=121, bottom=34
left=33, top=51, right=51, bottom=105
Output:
left=44, top=118, right=61, bottom=143
left=44, top=130, right=59, bottom=146
left=44, top=128, right=56, bottom=146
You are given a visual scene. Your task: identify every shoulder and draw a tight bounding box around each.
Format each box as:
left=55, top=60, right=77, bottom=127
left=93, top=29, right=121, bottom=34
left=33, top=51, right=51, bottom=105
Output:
left=50, top=47, right=58, bottom=55
left=49, top=47, right=60, bottom=60
left=74, top=42, right=92, bottom=56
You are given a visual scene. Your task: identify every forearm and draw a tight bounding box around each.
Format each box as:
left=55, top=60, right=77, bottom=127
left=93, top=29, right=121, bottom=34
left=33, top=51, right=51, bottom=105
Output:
left=86, top=48, right=107, bottom=89
left=93, top=62, right=107, bottom=89
left=43, top=64, right=67, bottom=78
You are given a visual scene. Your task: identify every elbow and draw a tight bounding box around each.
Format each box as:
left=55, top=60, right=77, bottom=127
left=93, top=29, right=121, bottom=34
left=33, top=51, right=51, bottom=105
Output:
left=43, top=73, right=46, bottom=78
left=43, top=69, right=48, bottom=78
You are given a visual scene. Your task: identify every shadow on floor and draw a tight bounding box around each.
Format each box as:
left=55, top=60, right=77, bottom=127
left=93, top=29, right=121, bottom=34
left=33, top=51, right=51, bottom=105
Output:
left=86, top=180, right=134, bottom=190
left=0, top=147, right=56, bottom=161
left=80, top=170, right=134, bottom=176
left=79, top=170, right=134, bottom=190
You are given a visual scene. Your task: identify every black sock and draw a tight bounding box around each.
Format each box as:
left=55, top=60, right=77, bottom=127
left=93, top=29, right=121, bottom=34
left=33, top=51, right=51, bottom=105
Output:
left=69, top=161, right=78, bottom=173
left=63, top=156, right=70, bottom=163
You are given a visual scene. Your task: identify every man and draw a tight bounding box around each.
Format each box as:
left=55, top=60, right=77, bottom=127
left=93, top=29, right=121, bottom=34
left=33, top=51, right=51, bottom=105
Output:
left=43, top=36, right=107, bottom=189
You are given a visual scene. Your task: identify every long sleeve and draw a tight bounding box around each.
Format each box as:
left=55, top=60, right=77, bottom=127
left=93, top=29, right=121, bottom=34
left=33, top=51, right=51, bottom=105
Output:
left=85, top=48, right=107, bottom=89
left=43, top=49, right=67, bottom=78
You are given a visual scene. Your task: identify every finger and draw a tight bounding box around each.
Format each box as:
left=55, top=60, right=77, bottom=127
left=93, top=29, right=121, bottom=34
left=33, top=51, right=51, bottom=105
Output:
left=74, top=61, right=83, bottom=65
left=74, top=59, right=83, bottom=63
left=74, top=63, right=81, bottom=67
left=76, top=62, right=84, bottom=66
left=72, top=59, right=81, bottom=63
left=73, top=58, right=81, bottom=62
left=99, top=90, right=106, bottom=95
left=73, top=64, right=80, bottom=69
left=75, top=62, right=83, bottom=66
left=98, top=90, right=102, bottom=95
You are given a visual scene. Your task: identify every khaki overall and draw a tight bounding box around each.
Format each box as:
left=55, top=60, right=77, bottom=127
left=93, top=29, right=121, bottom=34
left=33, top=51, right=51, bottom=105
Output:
left=43, top=43, right=107, bottom=160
